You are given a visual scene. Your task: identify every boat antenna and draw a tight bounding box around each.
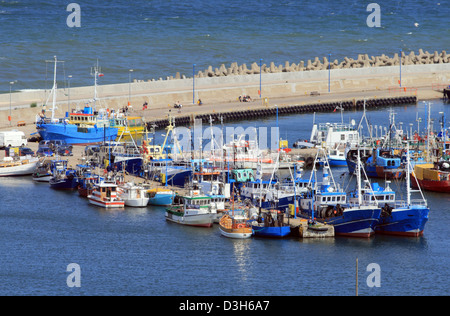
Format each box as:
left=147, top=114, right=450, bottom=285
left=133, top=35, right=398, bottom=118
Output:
left=90, top=59, right=101, bottom=111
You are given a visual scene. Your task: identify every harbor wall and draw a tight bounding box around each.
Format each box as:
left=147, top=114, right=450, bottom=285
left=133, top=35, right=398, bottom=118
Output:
left=0, top=62, right=449, bottom=129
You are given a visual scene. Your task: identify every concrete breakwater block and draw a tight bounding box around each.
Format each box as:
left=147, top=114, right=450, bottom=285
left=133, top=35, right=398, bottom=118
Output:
left=163, top=50, right=449, bottom=80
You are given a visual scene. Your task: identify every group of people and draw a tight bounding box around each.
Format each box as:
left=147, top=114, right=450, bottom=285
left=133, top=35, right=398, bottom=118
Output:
left=174, top=99, right=203, bottom=109
left=239, top=95, right=253, bottom=102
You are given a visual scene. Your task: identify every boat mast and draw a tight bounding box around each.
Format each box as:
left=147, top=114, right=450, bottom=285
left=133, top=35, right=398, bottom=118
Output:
left=51, top=56, right=58, bottom=121
left=406, top=143, right=411, bottom=207
left=44, top=56, right=64, bottom=121
left=426, top=102, right=431, bottom=162
left=356, top=148, right=362, bottom=206
left=90, top=60, right=101, bottom=111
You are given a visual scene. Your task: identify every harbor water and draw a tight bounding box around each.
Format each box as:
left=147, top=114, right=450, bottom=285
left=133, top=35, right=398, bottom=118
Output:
left=1, top=100, right=449, bottom=296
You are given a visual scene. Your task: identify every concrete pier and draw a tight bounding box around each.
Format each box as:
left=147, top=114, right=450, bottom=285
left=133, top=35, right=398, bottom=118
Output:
left=0, top=62, right=448, bottom=130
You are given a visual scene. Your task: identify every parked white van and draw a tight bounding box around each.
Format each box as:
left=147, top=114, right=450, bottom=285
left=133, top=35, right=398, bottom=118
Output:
left=0, top=130, right=28, bottom=148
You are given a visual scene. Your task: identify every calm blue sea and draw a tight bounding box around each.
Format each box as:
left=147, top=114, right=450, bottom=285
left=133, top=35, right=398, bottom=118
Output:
left=0, top=101, right=449, bottom=296
left=0, top=0, right=449, bottom=93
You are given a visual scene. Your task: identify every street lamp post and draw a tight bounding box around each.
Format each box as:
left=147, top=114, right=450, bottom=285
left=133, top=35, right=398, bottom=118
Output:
left=399, top=49, right=402, bottom=87
left=128, top=69, right=134, bottom=106
left=193, top=64, right=196, bottom=104
left=259, top=58, right=262, bottom=99
left=328, top=53, right=331, bottom=93
left=67, top=75, right=72, bottom=114
left=9, top=81, right=15, bottom=126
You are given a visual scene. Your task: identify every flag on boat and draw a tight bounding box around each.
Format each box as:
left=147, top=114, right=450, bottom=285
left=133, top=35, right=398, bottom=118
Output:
left=98, top=73, right=104, bottom=77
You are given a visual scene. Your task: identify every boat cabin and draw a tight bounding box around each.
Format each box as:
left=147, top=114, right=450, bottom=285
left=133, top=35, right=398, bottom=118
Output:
left=232, top=169, right=255, bottom=183
left=173, top=194, right=212, bottom=210
left=95, top=182, right=119, bottom=199
left=372, top=148, right=402, bottom=168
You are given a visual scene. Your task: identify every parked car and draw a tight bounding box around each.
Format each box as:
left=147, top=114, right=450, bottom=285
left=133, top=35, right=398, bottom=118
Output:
left=19, top=147, right=35, bottom=156
left=36, top=146, right=53, bottom=157
left=39, top=140, right=72, bottom=156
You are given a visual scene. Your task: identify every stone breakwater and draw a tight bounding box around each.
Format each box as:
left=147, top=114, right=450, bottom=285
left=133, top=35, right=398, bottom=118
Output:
left=147, top=49, right=449, bottom=81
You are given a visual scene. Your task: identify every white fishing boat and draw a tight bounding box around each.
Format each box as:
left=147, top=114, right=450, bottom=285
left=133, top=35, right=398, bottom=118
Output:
left=165, top=190, right=215, bottom=227
left=0, top=156, right=39, bottom=177
left=118, top=182, right=149, bottom=207
left=88, top=180, right=125, bottom=208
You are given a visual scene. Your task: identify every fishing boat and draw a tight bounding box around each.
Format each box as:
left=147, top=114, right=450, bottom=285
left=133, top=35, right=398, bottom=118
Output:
left=362, top=182, right=429, bottom=237
left=147, top=188, right=175, bottom=206
left=78, top=174, right=103, bottom=197
left=410, top=161, right=450, bottom=193
left=0, top=156, right=39, bottom=177
left=88, top=180, right=125, bottom=208
left=219, top=211, right=253, bottom=239
left=49, top=160, right=79, bottom=190
left=99, top=141, right=144, bottom=176
left=110, top=116, right=146, bottom=142
left=163, top=163, right=193, bottom=187
left=32, top=159, right=52, bottom=182
left=239, top=159, right=308, bottom=210
left=368, top=145, right=429, bottom=236
left=118, top=182, right=149, bottom=207
left=346, top=147, right=405, bottom=179
left=326, top=147, right=347, bottom=167
left=165, top=191, right=215, bottom=227
left=309, top=118, right=359, bottom=167
left=35, top=57, right=118, bottom=145
left=76, top=163, right=102, bottom=197
left=299, top=151, right=381, bottom=238
left=251, top=209, right=291, bottom=238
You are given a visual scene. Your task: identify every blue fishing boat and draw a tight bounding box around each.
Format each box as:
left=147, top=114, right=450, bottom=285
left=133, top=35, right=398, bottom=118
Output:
left=36, top=57, right=118, bottom=145
left=36, top=107, right=118, bottom=145
left=251, top=210, right=291, bottom=238
left=369, top=146, right=429, bottom=236
left=239, top=165, right=309, bottom=210
left=147, top=188, right=175, bottom=206
left=299, top=152, right=381, bottom=237
left=346, top=147, right=405, bottom=179
left=164, top=164, right=193, bottom=187
left=49, top=159, right=79, bottom=190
